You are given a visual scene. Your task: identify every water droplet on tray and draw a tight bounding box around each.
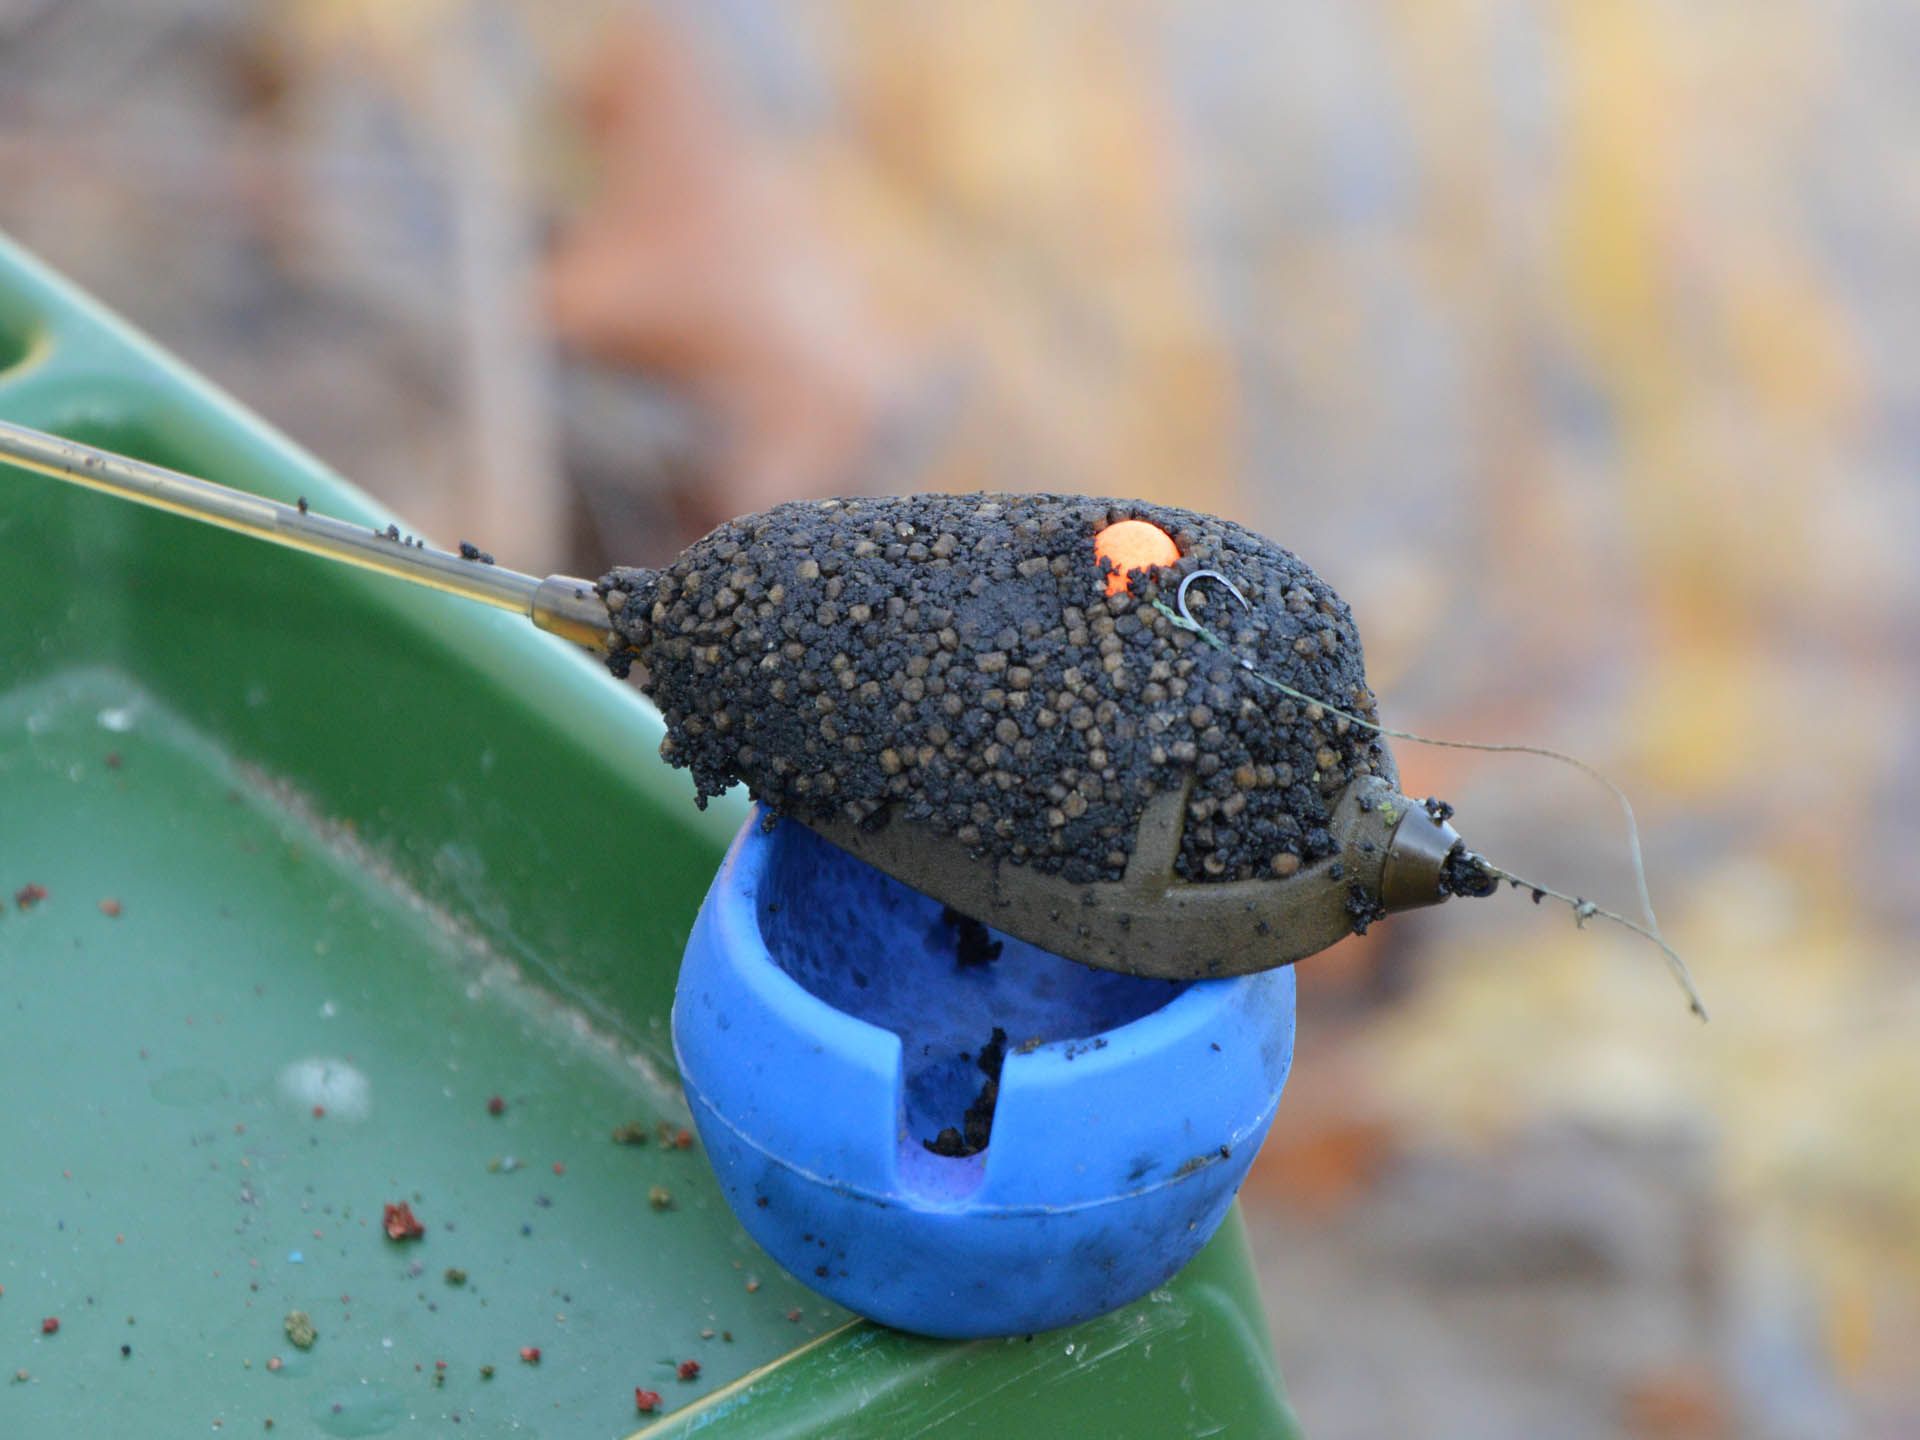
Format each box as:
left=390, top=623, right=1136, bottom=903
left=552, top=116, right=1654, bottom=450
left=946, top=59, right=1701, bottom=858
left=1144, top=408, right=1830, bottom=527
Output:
left=278, top=1058, right=371, bottom=1120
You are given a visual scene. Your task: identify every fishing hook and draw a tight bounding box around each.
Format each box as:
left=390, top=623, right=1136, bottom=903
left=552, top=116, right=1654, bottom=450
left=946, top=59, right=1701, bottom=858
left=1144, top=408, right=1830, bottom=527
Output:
left=1175, top=569, right=1250, bottom=628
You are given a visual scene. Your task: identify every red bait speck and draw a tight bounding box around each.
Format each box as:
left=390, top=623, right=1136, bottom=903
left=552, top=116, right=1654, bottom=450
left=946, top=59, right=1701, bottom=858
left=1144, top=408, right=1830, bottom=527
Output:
left=382, top=1202, right=425, bottom=1241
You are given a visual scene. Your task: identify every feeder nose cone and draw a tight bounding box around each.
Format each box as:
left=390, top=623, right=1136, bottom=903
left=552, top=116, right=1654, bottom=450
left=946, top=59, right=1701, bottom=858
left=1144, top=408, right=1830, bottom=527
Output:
left=1377, top=794, right=1466, bottom=913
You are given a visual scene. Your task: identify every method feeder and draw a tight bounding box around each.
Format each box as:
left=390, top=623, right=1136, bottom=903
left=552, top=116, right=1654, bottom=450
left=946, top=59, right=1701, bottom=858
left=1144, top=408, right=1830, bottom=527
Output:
left=0, top=417, right=1491, bottom=982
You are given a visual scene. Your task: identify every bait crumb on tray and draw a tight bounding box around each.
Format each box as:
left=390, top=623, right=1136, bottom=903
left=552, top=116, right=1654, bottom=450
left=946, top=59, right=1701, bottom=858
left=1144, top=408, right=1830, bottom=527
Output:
left=382, top=1202, right=425, bottom=1241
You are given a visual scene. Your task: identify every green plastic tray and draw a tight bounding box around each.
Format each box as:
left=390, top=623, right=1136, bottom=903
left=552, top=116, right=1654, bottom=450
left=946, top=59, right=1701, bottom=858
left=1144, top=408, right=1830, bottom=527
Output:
left=0, top=235, right=1299, bottom=1438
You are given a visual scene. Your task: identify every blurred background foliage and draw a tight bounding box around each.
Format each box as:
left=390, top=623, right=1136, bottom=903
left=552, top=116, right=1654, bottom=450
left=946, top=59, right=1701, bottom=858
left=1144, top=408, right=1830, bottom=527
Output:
left=2, top=2, right=1914, bottom=1435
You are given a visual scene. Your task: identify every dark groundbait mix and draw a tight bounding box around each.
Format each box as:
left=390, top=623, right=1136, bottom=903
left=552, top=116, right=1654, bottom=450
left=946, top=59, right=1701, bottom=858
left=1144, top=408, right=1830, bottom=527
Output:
left=600, top=494, right=1386, bottom=889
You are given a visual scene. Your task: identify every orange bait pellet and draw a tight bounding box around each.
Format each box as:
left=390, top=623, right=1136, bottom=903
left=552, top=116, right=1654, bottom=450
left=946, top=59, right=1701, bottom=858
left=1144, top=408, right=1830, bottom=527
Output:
left=1093, top=519, right=1180, bottom=596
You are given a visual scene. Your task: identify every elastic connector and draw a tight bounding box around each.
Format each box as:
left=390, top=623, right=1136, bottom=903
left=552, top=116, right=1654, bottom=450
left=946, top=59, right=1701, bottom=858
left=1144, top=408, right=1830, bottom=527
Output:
left=529, top=574, right=614, bottom=651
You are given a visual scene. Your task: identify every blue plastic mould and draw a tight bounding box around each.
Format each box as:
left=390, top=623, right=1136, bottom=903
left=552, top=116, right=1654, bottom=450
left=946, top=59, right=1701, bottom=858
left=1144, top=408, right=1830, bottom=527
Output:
left=673, top=810, right=1296, bottom=1338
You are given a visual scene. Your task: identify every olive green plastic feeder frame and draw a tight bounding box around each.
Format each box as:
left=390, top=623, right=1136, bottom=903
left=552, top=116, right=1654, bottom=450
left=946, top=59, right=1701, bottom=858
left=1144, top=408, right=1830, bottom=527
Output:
left=0, top=235, right=1299, bottom=1439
